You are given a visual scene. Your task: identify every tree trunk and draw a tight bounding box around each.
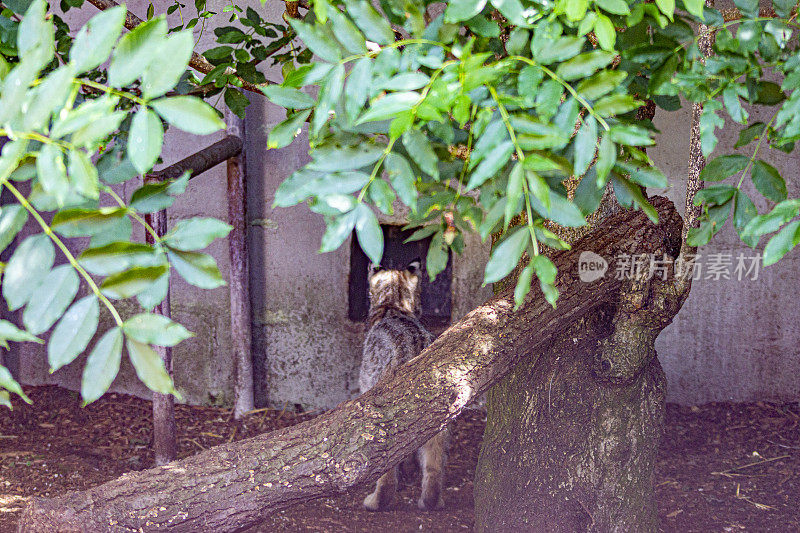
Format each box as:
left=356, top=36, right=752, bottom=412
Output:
left=19, top=198, right=681, bottom=533
left=474, top=271, right=685, bottom=532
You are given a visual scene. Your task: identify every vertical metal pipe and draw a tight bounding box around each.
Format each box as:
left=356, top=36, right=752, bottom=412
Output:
left=225, top=101, right=255, bottom=418
left=145, top=207, right=177, bottom=465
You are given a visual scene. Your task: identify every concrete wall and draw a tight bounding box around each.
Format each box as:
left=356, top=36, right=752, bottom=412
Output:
left=14, top=0, right=800, bottom=407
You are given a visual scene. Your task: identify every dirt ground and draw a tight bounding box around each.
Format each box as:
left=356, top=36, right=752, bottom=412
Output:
left=1, top=386, right=798, bottom=532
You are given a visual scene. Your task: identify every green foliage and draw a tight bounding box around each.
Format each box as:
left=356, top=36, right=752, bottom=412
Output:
left=257, top=0, right=800, bottom=318
left=0, top=1, right=228, bottom=407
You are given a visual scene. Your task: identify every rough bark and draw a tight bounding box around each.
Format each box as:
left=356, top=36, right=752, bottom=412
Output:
left=224, top=104, right=256, bottom=419
left=19, top=198, right=681, bottom=533
left=474, top=258, right=688, bottom=532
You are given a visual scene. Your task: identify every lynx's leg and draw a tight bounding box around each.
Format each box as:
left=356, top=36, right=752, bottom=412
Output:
left=363, top=466, right=398, bottom=511
left=417, top=428, right=449, bottom=510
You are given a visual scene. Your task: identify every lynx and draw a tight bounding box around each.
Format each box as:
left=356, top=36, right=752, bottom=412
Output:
left=360, top=259, right=449, bottom=511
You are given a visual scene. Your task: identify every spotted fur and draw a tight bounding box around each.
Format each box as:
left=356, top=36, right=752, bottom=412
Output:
left=360, top=259, right=450, bottom=512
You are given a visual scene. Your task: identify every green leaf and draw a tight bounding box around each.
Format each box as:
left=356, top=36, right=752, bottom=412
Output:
left=368, top=179, right=396, bottom=215
left=328, top=7, right=367, bottom=54
left=0, top=320, right=42, bottom=346
left=168, top=250, right=226, bottom=289
left=505, top=163, right=524, bottom=228
left=615, top=161, right=668, bottom=188
left=466, top=141, right=514, bottom=190
left=444, top=0, right=487, bottom=22
left=751, top=160, right=787, bottom=202
left=78, top=242, right=162, bottom=276
left=108, top=16, right=167, bottom=88
left=573, top=116, right=597, bottom=177
left=0, top=204, right=28, bottom=255
left=594, top=14, right=615, bottom=50
left=126, top=338, right=178, bottom=395
left=741, top=199, right=800, bottom=239
left=123, top=313, right=193, bottom=347
left=533, top=36, right=585, bottom=65
left=354, top=203, right=383, bottom=265
left=734, top=122, right=766, bottom=148
left=101, top=265, right=170, bottom=299
left=17, top=0, right=54, bottom=69
left=593, top=94, right=640, bottom=117
left=530, top=191, right=587, bottom=227
left=513, top=263, right=534, bottom=309
left=67, top=149, right=99, bottom=200
left=224, top=89, right=250, bottom=120
left=141, top=30, right=193, bottom=99
left=403, top=129, right=439, bottom=179
left=72, top=111, right=127, bottom=150
left=597, top=0, right=631, bottom=15
left=308, top=143, right=385, bottom=172
left=151, top=96, right=225, bottom=135
left=347, top=1, right=395, bottom=44
left=320, top=210, right=358, bottom=253
left=426, top=230, right=449, bottom=281
left=683, top=0, right=705, bottom=18
left=81, top=327, right=123, bottom=404
left=484, top=227, right=529, bottom=284
left=345, top=58, right=372, bottom=122
left=288, top=18, right=341, bottom=63
left=384, top=153, right=417, bottom=211
left=164, top=217, right=232, bottom=251
left=48, top=296, right=99, bottom=372
left=137, top=272, right=169, bottom=311
left=357, top=92, right=422, bottom=124
left=489, top=0, right=529, bottom=26
left=127, top=107, right=163, bottom=174
left=71, top=5, right=126, bottom=74
left=655, top=0, right=675, bottom=19
left=129, top=171, right=190, bottom=213
left=733, top=191, right=758, bottom=242
left=261, top=85, right=316, bottom=109
left=36, top=143, right=69, bottom=206
left=0, top=365, right=31, bottom=404
left=52, top=208, right=127, bottom=237
left=693, top=185, right=736, bottom=206
left=763, top=220, right=800, bottom=266
left=3, top=234, right=55, bottom=311
left=607, top=125, right=654, bottom=146
left=24, top=64, right=76, bottom=131
left=700, top=102, right=724, bottom=157
left=22, top=264, right=79, bottom=335
left=722, top=85, right=747, bottom=124
left=555, top=50, right=615, bottom=82
left=311, top=63, right=344, bottom=135
left=699, top=155, right=750, bottom=182
left=268, top=109, right=311, bottom=149
left=686, top=221, right=713, bottom=247
left=734, top=0, right=758, bottom=18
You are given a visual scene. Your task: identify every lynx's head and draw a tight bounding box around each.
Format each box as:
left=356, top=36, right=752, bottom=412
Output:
left=368, top=259, right=423, bottom=316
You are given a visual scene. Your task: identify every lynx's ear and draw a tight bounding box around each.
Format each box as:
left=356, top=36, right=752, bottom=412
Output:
left=406, top=259, right=422, bottom=276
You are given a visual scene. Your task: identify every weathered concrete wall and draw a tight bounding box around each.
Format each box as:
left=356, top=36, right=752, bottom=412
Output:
left=14, top=0, right=800, bottom=408
left=651, top=96, right=800, bottom=404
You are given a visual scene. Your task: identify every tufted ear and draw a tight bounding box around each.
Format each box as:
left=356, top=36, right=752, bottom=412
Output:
left=368, top=263, right=383, bottom=278
left=406, top=258, right=422, bottom=276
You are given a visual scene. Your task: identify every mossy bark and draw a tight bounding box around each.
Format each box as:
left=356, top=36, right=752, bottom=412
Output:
left=475, top=197, right=689, bottom=532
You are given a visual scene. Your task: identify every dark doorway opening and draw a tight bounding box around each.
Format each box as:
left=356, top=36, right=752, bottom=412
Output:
left=348, top=225, right=452, bottom=328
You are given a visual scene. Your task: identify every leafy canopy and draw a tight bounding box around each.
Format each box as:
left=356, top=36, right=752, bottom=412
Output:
left=264, top=0, right=800, bottom=310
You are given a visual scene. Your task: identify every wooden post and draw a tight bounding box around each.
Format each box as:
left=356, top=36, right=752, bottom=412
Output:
left=144, top=207, right=177, bottom=465
left=224, top=101, right=255, bottom=419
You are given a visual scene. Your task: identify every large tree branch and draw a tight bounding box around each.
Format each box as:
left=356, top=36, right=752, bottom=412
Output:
left=19, top=198, right=683, bottom=533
